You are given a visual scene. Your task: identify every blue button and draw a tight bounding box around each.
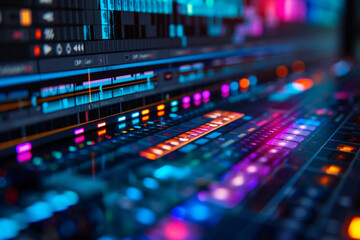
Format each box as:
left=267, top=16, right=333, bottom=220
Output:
left=179, top=144, right=197, bottom=152
left=194, top=138, right=209, bottom=145
left=206, top=132, right=222, bottom=139
left=243, top=115, right=253, bottom=120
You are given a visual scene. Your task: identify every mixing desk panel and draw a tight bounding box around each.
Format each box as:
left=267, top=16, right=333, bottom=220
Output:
left=1, top=63, right=360, bottom=240
left=1, top=1, right=359, bottom=240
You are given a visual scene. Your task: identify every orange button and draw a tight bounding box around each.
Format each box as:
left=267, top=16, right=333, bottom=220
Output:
left=348, top=217, right=360, bottom=239
left=322, top=165, right=341, bottom=175
left=157, top=104, right=165, bottom=111
left=337, top=144, right=355, bottom=152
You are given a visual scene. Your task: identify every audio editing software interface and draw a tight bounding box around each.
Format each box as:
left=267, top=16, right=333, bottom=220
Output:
left=2, top=1, right=360, bottom=240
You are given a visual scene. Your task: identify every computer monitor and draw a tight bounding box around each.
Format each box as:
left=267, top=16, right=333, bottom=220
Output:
left=0, top=0, right=344, bottom=157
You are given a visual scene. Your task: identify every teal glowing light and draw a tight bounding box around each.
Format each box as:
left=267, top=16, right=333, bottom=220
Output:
left=153, top=165, right=190, bottom=180
left=25, top=201, right=53, bottom=223
left=143, top=177, right=159, bottom=189
left=118, top=116, right=126, bottom=122
left=170, top=100, right=178, bottom=107
left=230, top=81, right=239, bottom=91
left=0, top=218, right=20, bottom=239
left=126, top=187, right=143, bottom=201
left=187, top=4, right=193, bottom=15
left=49, top=194, right=70, bottom=212
left=248, top=75, right=258, bottom=86
left=135, top=208, right=156, bottom=225
left=190, top=204, right=210, bottom=221
left=63, top=191, right=79, bottom=205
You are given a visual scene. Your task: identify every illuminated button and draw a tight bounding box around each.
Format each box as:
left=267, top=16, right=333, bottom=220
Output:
left=283, top=128, right=310, bottom=136
left=198, top=127, right=210, bottom=132
left=188, top=131, right=199, bottom=137
left=151, top=148, right=163, bottom=155
left=20, top=9, right=32, bottom=26
left=207, top=114, right=218, bottom=119
left=140, top=151, right=157, bottom=160
left=179, top=137, right=189, bottom=142
left=239, top=78, right=249, bottom=88
left=316, top=175, right=334, bottom=187
left=160, top=144, right=172, bottom=150
left=322, top=164, right=342, bottom=175
left=192, top=129, right=205, bottom=134
left=267, top=139, right=298, bottom=149
left=256, top=120, right=267, bottom=126
left=270, top=148, right=278, bottom=153
left=295, top=118, right=321, bottom=126
left=209, top=186, right=245, bottom=208
left=209, top=124, right=218, bottom=127
left=169, top=140, right=179, bottom=146
left=212, top=187, right=230, bottom=200
left=231, top=175, right=245, bottom=186
left=275, top=133, right=304, bottom=143
left=246, top=165, right=258, bottom=173
left=337, top=144, right=357, bottom=153
left=179, top=144, right=197, bottom=153
left=35, top=28, right=42, bottom=39
left=141, top=109, right=149, bottom=115
left=33, top=45, right=40, bottom=56
left=238, top=133, right=246, bottom=138
left=348, top=217, right=360, bottom=239
left=98, top=129, right=106, bottom=136
left=289, top=123, right=316, bottom=131
left=194, top=138, right=209, bottom=145
left=157, top=104, right=165, bottom=111
left=206, top=132, right=222, bottom=139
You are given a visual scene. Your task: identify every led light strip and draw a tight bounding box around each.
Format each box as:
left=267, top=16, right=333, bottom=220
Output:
left=140, top=110, right=244, bottom=160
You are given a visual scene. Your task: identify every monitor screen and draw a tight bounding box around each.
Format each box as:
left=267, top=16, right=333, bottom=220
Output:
left=0, top=0, right=344, bottom=156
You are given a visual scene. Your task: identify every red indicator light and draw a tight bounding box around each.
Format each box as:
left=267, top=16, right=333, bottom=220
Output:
left=12, top=30, right=24, bottom=40
left=34, top=45, right=40, bottom=56
left=35, top=28, right=42, bottom=40
left=292, top=60, right=305, bottom=74
left=276, top=65, right=288, bottom=78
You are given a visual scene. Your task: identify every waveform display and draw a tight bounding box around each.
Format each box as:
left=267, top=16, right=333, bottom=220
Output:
left=41, top=72, right=158, bottom=114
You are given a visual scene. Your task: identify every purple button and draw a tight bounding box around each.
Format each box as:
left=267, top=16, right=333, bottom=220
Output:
left=275, top=133, right=304, bottom=142
left=289, top=123, right=316, bottom=131
left=267, top=139, right=298, bottom=149
left=207, top=185, right=245, bottom=208
left=282, top=128, right=311, bottom=136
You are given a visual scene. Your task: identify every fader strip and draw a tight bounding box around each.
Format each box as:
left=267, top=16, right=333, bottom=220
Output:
left=139, top=110, right=244, bottom=160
